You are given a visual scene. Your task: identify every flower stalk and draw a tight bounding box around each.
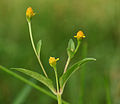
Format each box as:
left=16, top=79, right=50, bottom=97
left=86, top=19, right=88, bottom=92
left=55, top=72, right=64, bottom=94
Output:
left=74, top=40, right=81, bottom=54
left=63, top=30, right=85, bottom=74
left=27, top=17, right=48, bottom=78
left=63, top=57, right=70, bottom=73
left=63, top=40, right=80, bottom=74
left=54, top=67, right=62, bottom=104
left=49, top=57, right=62, bottom=104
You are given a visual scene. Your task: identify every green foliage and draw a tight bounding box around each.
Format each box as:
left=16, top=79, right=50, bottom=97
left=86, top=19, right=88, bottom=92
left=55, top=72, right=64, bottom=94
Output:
left=59, top=58, right=96, bottom=89
left=0, top=3, right=98, bottom=103
left=0, top=66, right=55, bottom=99
left=67, top=39, right=75, bottom=58
left=37, top=40, right=42, bottom=57
left=12, top=68, right=56, bottom=93
left=0, top=0, right=119, bottom=103
left=0, top=65, right=69, bottom=104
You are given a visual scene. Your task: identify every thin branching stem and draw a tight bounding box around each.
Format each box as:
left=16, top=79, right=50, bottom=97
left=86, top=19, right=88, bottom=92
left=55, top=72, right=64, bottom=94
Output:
left=63, top=40, right=80, bottom=74
left=54, top=67, right=62, bottom=104
left=54, top=67, right=59, bottom=93
left=28, top=21, right=48, bottom=78
left=74, top=40, right=80, bottom=54
left=61, top=40, right=81, bottom=94
left=63, top=57, right=70, bottom=74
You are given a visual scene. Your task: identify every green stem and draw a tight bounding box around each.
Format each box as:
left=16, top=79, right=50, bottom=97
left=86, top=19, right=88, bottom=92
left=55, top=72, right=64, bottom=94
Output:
left=57, top=94, right=62, bottom=104
left=64, top=40, right=80, bottom=74
left=61, top=40, right=81, bottom=94
left=54, top=67, right=62, bottom=104
left=74, top=40, right=80, bottom=54
left=63, top=57, right=70, bottom=73
left=54, top=67, right=59, bottom=94
left=27, top=21, right=48, bottom=78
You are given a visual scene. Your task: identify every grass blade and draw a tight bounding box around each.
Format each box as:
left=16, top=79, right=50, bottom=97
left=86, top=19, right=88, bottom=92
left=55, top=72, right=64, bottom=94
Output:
left=13, top=79, right=35, bottom=104
left=104, top=75, right=112, bottom=104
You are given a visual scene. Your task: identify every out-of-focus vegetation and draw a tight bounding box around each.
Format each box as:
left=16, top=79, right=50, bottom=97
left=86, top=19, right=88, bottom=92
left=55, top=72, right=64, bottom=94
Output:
left=0, top=0, right=120, bottom=104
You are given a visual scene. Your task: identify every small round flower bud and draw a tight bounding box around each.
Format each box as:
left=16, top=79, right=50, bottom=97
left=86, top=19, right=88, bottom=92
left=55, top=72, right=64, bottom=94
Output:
left=26, top=7, right=35, bottom=21
left=74, top=31, right=85, bottom=40
left=49, top=57, right=59, bottom=68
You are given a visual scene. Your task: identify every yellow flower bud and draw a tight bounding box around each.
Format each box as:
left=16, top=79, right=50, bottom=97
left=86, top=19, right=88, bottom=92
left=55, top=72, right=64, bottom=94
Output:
left=74, top=31, right=85, bottom=40
left=26, top=7, right=35, bottom=21
left=49, top=57, right=59, bottom=67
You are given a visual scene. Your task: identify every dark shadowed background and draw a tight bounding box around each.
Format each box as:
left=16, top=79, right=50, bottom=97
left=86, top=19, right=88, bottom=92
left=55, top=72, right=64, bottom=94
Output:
left=0, top=0, right=120, bottom=104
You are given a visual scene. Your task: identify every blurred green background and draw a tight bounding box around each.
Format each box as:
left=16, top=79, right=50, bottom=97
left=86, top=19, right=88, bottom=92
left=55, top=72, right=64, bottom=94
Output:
left=0, top=0, right=120, bottom=104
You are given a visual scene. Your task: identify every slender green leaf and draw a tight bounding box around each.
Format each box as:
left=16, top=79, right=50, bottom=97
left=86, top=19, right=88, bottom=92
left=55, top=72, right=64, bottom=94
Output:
left=37, top=40, right=42, bottom=56
left=0, top=65, right=69, bottom=104
left=67, top=39, right=75, bottom=58
left=59, top=58, right=96, bottom=89
left=12, top=68, right=56, bottom=93
left=67, top=39, right=75, bottom=52
left=0, top=66, right=55, bottom=99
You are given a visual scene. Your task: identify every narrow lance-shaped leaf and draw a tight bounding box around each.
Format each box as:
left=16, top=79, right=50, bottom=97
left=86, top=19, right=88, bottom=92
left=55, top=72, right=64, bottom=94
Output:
left=0, top=66, right=69, bottom=104
left=59, top=58, right=96, bottom=89
left=37, top=40, right=42, bottom=56
left=12, top=68, right=56, bottom=93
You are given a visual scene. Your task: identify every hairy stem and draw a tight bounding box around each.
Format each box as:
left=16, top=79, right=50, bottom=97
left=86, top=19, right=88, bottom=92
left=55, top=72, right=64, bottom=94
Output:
left=28, top=21, right=48, bottom=78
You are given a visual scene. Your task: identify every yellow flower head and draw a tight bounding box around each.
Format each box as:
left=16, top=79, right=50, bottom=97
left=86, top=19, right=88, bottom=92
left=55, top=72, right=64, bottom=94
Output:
left=74, top=31, right=85, bottom=40
left=26, top=7, right=35, bottom=21
left=49, top=57, right=59, bottom=67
